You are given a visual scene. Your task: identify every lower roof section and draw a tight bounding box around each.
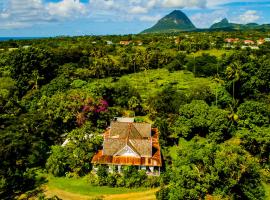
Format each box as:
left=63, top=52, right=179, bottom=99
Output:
left=91, top=150, right=162, bottom=167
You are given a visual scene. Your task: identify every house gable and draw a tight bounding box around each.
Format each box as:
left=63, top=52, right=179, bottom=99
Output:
left=114, top=145, right=140, bottom=157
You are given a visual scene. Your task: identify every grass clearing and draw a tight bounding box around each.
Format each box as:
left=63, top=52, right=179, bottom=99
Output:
left=86, top=69, right=217, bottom=101
left=46, top=176, right=147, bottom=196
left=44, top=175, right=156, bottom=200
left=264, top=183, right=270, bottom=200
left=190, top=49, right=234, bottom=58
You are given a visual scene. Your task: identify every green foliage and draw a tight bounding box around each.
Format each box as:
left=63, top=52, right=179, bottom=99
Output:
left=46, top=123, right=103, bottom=177
left=237, top=101, right=270, bottom=129
left=0, top=128, right=46, bottom=198
left=92, top=165, right=160, bottom=188
left=7, top=47, right=56, bottom=96
left=166, top=53, right=187, bottom=72
left=187, top=53, right=218, bottom=77
left=1, top=32, right=270, bottom=198
left=237, top=127, right=270, bottom=168
left=46, top=146, right=69, bottom=177
left=163, top=138, right=265, bottom=200
left=188, top=84, right=215, bottom=104
left=148, top=84, right=187, bottom=116
left=156, top=185, right=170, bottom=200
left=172, top=100, right=231, bottom=142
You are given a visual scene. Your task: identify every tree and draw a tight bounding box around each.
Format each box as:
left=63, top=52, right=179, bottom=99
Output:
left=8, top=47, right=56, bottom=96
left=148, top=85, right=187, bottom=116
left=46, top=146, right=69, bottom=177
left=46, top=122, right=103, bottom=177
left=0, top=128, right=47, bottom=198
left=172, top=100, right=231, bottom=142
left=237, top=127, right=270, bottom=168
left=237, top=101, right=270, bottom=129
left=162, top=138, right=265, bottom=200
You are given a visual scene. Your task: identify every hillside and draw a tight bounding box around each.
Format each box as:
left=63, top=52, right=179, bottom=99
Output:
left=142, top=11, right=270, bottom=33
left=1, top=33, right=270, bottom=200
left=210, top=18, right=233, bottom=29
left=142, top=10, right=196, bottom=33
left=210, top=18, right=270, bottom=31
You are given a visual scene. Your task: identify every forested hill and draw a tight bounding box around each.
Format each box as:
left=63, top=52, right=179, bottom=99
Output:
left=142, top=10, right=196, bottom=33
left=0, top=32, right=270, bottom=199
left=142, top=10, right=270, bottom=33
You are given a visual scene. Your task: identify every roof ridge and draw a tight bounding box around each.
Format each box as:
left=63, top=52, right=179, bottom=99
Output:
left=127, top=140, right=141, bottom=157
left=130, top=123, right=143, bottom=139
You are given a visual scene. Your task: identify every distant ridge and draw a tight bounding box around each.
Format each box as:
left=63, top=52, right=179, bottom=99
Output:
left=210, top=18, right=232, bottom=29
left=142, top=10, right=196, bottom=33
left=210, top=18, right=269, bottom=31
left=142, top=11, right=270, bottom=34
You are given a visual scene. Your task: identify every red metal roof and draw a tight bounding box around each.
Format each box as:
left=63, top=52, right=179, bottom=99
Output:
left=91, top=128, right=162, bottom=167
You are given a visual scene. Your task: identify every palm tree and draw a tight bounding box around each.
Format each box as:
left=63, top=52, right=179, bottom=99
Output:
left=226, top=61, right=241, bottom=103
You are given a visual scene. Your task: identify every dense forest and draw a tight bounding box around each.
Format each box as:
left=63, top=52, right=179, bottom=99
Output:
left=0, top=31, right=270, bottom=200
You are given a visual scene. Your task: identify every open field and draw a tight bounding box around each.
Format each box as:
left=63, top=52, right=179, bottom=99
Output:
left=86, top=68, right=217, bottom=101
left=190, top=49, right=234, bottom=58
left=44, top=176, right=157, bottom=200
left=265, top=183, right=270, bottom=200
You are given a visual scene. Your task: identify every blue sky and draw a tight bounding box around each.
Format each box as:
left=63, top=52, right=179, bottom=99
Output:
left=0, top=0, right=270, bottom=37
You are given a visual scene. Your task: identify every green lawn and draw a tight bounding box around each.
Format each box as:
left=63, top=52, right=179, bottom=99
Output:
left=46, top=175, right=147, bottom=196
left=168, top=146, right=178, bottom=161
left=85, top=69, right=217, bottom=101
left=190, top=49, right=234, bottom=58
left=264, top=183, right=270, bottom=200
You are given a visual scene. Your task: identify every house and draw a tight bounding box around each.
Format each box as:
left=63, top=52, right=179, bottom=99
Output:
left=8, top=48, right=18, bottom=51
left=119, top=41, right=131, bottom=45
left=175, top=38, right=181, bottom=44
left=22, top=45, right=31, bottom=49
left=257, top=39, right=265, bottom=45
left=136, top=40, right=143, bottom=46
left=106, top=41, right=113, bottom=45
left=241, top=45, right=259, bottom=50
left=244, top=40, right=255, bottom=45
left=91, top=118, right=162, bottom=175
left=225, top=38, right=239, bottom=43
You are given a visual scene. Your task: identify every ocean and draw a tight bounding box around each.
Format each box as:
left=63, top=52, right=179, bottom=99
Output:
left=0, top=37, right=44, bottom=41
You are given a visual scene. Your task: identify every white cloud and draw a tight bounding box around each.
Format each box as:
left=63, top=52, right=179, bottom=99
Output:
left=139, top=14, right=162, bottom=22
left=162, top=0, right=207, bottom=8
left=237, top=10, right=260, bottom=24
left=129, top=6, right=148, bottom=14
left=0, top=0, right=264, bottom=30
left=0, top=0, right=88, bottom=29
left=0, top=0, right=50, bottom=29
left=47, top=0, right=87, bottom=18
left=191, top=9, right=228, bottom=28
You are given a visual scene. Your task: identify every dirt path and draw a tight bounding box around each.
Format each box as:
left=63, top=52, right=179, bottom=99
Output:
left=45, top=187, right=92, bottom=200
left=45, top=186, right=157, bottom=200
left=104, top=189, right=158, bottom=200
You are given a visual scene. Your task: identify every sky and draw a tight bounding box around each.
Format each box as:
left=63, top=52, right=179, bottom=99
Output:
left=0, top=0, right=270, bottom=37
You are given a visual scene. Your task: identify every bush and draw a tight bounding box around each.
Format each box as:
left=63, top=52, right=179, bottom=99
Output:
left=159, top=138, right=265, bottom=200
left=156, top=185, right=170, bottom=200
left=46, top=146, right=69, bottom=177
left=143, top=176, right=160, bottom=188
left=92, top=165, right=160, bottom=188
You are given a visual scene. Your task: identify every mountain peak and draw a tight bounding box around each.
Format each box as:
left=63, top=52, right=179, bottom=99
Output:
left=220, top=18, right=229, bottom=24
left=210, top=18, right=232, bottom=29
left=167, top=10, right=186, bottom=17
left=142, top=10, right=196, bottom=33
